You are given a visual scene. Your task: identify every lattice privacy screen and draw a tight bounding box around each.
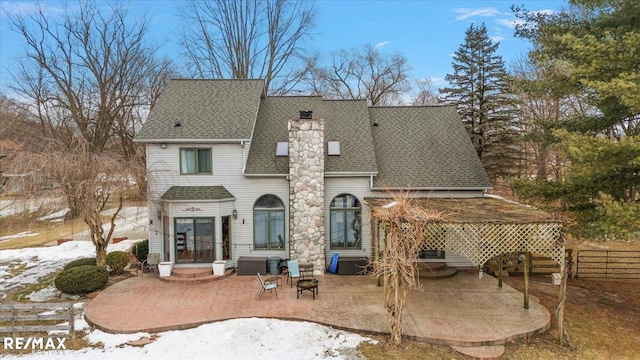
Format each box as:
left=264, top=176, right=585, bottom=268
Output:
left=392, top=222, right=566, bottom=268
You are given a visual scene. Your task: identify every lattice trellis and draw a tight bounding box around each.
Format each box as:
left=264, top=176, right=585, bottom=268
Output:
left=407, top=222, right=565, bottom=267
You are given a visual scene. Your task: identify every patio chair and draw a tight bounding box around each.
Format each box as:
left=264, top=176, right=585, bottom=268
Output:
left=287, top=260, right=301, bottom=287
left=257, top=272, right=278, bottom=300
left=142, top=253, right=160, bottom=274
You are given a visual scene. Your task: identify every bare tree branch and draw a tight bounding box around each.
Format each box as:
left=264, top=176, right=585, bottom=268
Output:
left=301, top=45, right=412, bottom=106
left=6, top=0, right=175, bottom=198
left=178, top=0, right=314, bottom=94
left=411, top=78, right=439, bottom=105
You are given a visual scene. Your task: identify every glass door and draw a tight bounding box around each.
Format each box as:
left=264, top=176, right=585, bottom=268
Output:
left=175, top=217, right=214, bottom=263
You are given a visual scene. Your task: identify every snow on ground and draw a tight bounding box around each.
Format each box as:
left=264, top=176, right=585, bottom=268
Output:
left=3, top=318, right=373, bottom=360
left=1, top=204, right=148, bottom=301
left=1, top=237, right=376, bottom=359
left=71, top=207, right=149, bottom=241
left=0, top=197, right=64, bottom=218
left=0, top=231, right=39, bottom=242
left=0, top=240, right=141, bottom=301
left=0, top=205, right=149, bottom=243
left=37, top=209, right=70, bottom=221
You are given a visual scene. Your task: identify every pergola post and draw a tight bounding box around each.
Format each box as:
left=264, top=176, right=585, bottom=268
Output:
left=498, top=254, right=503, bottom=288
left=523, top=252, right=530, bottom=309
left=373, top=220, right=381, bottom=287
left=383, top=230, right=388, bottom=294
left=557, top=262, right=568, bottom=345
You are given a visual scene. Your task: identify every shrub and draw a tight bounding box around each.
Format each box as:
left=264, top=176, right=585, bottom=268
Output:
left=132, top=239, right=149, bottom=263
left=106, top=251, right=129, bottom=275
left=63, top=257, right=97, bottom=271
left=54, top=265, right=109, bottom=295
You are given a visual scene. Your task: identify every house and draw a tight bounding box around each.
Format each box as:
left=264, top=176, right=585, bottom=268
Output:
left=135, top=79, right=492, bottom=274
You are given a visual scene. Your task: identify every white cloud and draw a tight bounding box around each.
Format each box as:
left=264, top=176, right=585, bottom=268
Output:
left=375, top=41, right=390, bottom=49
left=1, top=1, right=39, bottom=16
left=453, top=7, right=502, bottom=22
left=496, top=18, right=523, bottom=29
left=490, top=35, right=505, bottom=43
left=0, top=1, right=65, bottom=17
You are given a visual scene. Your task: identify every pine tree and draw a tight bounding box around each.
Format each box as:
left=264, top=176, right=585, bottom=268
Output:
left=439, top=23, right=521, bottom=180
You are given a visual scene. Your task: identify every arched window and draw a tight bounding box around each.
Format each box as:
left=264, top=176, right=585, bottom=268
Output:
left=330, top=194, right=361, bottom=249
left=253, top=194, right=285, bottom=250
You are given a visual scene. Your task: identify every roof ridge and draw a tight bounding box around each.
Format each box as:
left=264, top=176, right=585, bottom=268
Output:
left=264, top=95, right=323, bottom=99
left=322, top=99, right=368, bottom=103
left=370, top=104, right=453, bottom=109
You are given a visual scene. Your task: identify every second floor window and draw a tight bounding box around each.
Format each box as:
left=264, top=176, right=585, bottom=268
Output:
left=180, top=148, right=212, bottom=174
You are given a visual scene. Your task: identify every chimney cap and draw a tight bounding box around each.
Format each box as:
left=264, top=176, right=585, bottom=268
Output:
left=299, top=110, right=313, bottom=119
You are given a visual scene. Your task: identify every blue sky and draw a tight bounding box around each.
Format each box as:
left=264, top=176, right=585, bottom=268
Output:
left=0, top=0, right=566, bottom=93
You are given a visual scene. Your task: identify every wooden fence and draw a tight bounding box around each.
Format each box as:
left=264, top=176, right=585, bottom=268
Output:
left=0, top=302, right=82, bottom=340
left=576, top=250, right=640, bottom=279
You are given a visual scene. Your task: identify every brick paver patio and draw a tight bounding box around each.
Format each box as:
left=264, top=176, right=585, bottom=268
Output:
left=85, top=271, right=550, bottom=347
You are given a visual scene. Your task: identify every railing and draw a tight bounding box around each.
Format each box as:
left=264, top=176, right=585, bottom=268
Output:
left=484, top=249, right=573, bottom=276
left=0, top=302, right=82, bottom=340
left=576, top=250, right=640, bottom=279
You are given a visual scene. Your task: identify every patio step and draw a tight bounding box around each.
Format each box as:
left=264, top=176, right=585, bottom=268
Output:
left=418, top=264, right=458, bottom=280
left=171, top=267, right=213, bottom=278
left=159, top=267, right=236, bottom=284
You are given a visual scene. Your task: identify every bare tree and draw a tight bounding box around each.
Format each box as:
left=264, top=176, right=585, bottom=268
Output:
left=510, top=56, right=590, bottom=180
left=7, top=138, right=133, bottom=266
left=410, top=78, right=439, bottom=106
left=178, top=0, right=314, bottom=94
left=6, top=1, right=173, bottom=202
left=112, top=58, right=178, bottom=197
left=0, top=93, right=32, bottom=144
left=302, top=45, right=412, bottom=106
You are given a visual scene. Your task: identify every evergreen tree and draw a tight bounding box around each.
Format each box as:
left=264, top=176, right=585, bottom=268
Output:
left=510, top=0, right=640, bottom=239
left=439, top=23, right=521, bottom=180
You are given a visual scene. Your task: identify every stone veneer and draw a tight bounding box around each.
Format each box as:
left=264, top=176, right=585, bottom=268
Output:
left=288, top=115, right=325, bottom=275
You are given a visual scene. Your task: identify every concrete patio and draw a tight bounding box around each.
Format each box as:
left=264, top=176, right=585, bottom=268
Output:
left=84, top=271, right=550, bottom=347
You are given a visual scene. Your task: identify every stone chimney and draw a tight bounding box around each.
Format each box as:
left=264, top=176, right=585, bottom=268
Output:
left=288, top=110, right=325, bottom=275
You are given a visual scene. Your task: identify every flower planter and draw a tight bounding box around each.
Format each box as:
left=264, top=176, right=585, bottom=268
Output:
left=158, top=262, right=173, bottom=277
left=213, top=261, right=226, bottom=276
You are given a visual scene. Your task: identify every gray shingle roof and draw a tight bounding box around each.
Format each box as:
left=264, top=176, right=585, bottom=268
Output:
left=139, top=79, right=490, bottom=190
left=368, top=106, right=492, bottom=189
left=136, top=79, right=264, bottom=141
left=160, top=186, right=235, bottom=201
left=244, top=98, right=378, bottom=174
left=324, top=100, right=378, bottom=174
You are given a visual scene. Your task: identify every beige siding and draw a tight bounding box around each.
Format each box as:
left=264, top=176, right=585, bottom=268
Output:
left=324, top=177, right=375, bottom=261
left=146, top=142, right=482, bottom=268
left=146, top=142, right=288, bottom=266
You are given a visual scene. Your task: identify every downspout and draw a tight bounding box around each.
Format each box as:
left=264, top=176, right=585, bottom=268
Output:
left=241, top=141, right=246, bottom=174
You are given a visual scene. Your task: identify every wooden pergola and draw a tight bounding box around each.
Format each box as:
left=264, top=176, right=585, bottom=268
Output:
left=366, top=196, right=569, bottom=345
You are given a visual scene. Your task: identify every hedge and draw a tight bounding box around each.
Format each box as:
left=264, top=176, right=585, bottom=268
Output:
left=54, top=265, right=109, bottom=295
